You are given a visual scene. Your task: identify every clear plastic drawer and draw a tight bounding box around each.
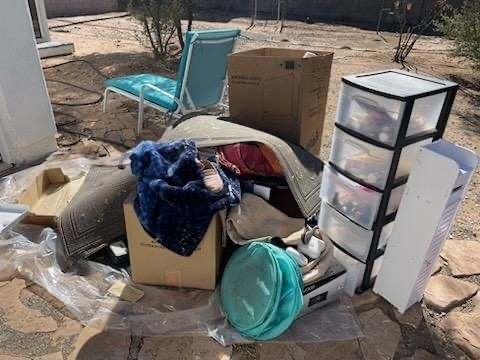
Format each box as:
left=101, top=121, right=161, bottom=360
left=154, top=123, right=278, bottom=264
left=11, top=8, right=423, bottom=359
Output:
left=329, top=128, right=432, bottom=189
left=336, top=84, right=447, bottom=146
left=318, top=202, right=394, bottom=263
left=320, top=165, right=405, bottom=229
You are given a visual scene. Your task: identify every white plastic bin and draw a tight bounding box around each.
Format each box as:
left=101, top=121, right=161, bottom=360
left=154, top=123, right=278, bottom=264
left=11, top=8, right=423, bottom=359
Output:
left=336, top=84, right=447, bottom=146
left=333, top=245, right=384, bottom=296
left=329, top=128, right=432, bottom=189
left=318, top=202, right=394, bottom=263
left=320, top=165, right=405, bottom=228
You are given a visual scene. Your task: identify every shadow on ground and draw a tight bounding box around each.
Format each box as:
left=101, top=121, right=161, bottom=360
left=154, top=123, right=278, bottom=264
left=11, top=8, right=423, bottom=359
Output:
left=448, top=73, right=480, bottom=136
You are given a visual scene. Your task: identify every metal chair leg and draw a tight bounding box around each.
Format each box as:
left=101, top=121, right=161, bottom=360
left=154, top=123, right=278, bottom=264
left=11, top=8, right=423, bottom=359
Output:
left=138, top=95, right=145, bottom=134
left=102, top=88, right=110, bottom=113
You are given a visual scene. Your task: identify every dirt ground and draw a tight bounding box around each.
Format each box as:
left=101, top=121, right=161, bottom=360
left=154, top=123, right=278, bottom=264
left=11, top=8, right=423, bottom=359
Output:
left=1, top=11, right=479, bottom=359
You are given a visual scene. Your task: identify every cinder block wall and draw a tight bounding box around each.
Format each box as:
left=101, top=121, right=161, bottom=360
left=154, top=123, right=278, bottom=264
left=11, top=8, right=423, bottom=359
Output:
left=44, top=0, right=119, bottom=18
left=196, top=0, right=463, bottom=27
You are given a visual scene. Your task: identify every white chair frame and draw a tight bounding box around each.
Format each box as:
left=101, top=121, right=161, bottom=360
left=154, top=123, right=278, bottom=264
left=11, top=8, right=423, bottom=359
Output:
left=103, top=35, right=234, bottom=134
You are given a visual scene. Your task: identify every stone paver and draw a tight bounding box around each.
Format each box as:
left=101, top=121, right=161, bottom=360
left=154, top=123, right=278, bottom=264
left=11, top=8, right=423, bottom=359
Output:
left=358, top=308, right=401, bottom=360
left=297, top=341, right=364, bottom=360
left=0, top=278, right=83, bottom=359
left=0, top=279, right=58, bottom=333
left=424, top=275, right=478, bottom=312
left=138, top=337, right=233, bottom=360
left=257, top=343, right=306, bottom=360
left=394, top=303, right=424, bottom=329
left=68, top=327, right=131, bottom=360
left=440, top=240, right=480, bottom=277
left=431, top=260, right=443, bottom=275
left=441, top=312, right=480, bottom=359
left=37, top=353, right=64, bottom=360
left=399, top=349, right=442, bottom=360
left=352, top=289, right=382, bottom=313
left=192, top=337, right=233, bottom=360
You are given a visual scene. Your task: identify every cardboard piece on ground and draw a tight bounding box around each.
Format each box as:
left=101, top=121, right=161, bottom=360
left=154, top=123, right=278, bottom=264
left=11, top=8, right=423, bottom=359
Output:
left=124, top=195, right=223, bottom=290
left=17, top=168, right=86, bottom=227
left=107, top=280, right=144, bottom=303
left=299, top=259, right=347, bottom=317
left=228, top=48, right=333, bottom=156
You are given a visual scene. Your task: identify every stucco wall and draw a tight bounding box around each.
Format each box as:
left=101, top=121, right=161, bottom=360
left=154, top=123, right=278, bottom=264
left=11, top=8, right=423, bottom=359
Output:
left=44, top=0, right=119, bottom=18
left=0, top=0, right=57, bottom=164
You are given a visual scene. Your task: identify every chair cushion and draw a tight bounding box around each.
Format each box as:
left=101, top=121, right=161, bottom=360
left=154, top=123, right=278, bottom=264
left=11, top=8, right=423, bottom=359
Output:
left=105, top=74, right=178, bottom=111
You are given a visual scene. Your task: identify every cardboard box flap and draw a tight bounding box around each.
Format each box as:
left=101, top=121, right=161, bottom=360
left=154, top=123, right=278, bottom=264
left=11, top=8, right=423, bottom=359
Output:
left=18, top=168, right=86, bottom=225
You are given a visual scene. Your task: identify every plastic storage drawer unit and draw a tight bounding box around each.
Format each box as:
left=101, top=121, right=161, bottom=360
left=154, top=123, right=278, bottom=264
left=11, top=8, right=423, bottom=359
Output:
left=318, top=202, right=394, bottom=263
left=329, top=128, right=432, bottom=190
left=336, top=83, right=447, bottom=146
left=320, top=165, right=405, bottom=229
left=333, top=245, right=384, bottom=296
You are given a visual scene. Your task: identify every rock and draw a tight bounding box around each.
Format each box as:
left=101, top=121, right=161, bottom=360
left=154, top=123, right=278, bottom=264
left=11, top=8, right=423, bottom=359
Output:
left=352, top=290, right=381, bottom=313
left=399, top=349, right=442, bottom=360
left=53, top=317, right=82, bottom=338
left=394, top=303, right=424, bottom=328
left=441, top=311, right=480, bottom=359
left=358, top=308, right=402, bottom=360
left=411, top=349, right=442, bottom=360
left=139, top=337, right=191, bottom=360
left=37, top=353, right=63, bottom=360
left=440, top=240, right=480, bottom=277
left=471, top=292, right=480, bottom=311
left=258, top=343, right=305, bottom=360
left=0, top=278, right=58, bottom=333
left=192, top=337, right=233, bottom=360
left=138, top=337, right=232, bottom=360
left=297, top=341, right=363, bottom=360
left=424, top=275, right=478, bottom=312
left=431, top=260, right=443, bottom=275
left=68, top=327, right=131, bottom=360
left=232, top=344, right=257, bottom=360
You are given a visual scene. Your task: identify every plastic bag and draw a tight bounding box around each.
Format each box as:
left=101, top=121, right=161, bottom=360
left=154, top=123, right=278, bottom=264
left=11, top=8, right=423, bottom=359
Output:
left=0, top=228, right=362, bottom=345
left=0, top=157, right=362, bottom=345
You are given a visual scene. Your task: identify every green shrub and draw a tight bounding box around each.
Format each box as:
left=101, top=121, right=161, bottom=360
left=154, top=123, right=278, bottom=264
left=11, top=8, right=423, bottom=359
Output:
left=129, top=0, right=193, bottom=59
left=437, top=0, right=480, bottom=70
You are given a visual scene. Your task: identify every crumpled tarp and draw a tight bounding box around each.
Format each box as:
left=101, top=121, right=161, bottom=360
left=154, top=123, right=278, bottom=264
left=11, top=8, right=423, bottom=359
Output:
left=0, top=157, right=362, bottom=345
left=163, top=116, right=324, bottom=219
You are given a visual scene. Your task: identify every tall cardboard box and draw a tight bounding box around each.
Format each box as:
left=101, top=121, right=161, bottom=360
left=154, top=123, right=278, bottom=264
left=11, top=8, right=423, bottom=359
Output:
left=124, top=195, right=222, bottom=290
left=228, top=48, right=333, bottom=156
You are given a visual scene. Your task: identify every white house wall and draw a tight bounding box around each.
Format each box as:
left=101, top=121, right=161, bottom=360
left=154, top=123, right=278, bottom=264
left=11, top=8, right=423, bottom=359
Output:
left=0, top=0, right=57, bottom=165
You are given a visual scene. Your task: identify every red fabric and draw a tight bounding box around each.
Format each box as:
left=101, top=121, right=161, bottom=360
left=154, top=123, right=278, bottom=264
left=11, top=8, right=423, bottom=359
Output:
left=218, top=143, right=283, bottom=178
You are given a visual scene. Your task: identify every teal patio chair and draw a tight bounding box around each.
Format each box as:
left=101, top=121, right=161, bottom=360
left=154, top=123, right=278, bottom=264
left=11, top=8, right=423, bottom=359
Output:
left=103, top=29, right=240, bottom=133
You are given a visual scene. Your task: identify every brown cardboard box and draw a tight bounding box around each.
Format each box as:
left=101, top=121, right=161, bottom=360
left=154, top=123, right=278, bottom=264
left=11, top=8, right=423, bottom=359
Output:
left=228, top=48, right=333, bottom=156
left=124, top=195, right=223, bottom=290
left=18, top=168, right=86, bottom=227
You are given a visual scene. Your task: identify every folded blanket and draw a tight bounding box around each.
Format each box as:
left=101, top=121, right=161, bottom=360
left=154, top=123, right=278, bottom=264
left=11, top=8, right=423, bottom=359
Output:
left=130, top=140, right=240, bottom=256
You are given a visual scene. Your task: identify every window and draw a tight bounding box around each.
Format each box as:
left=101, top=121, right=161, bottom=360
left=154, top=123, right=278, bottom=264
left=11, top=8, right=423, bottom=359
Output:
left=28, top=0, right=50, bottom=43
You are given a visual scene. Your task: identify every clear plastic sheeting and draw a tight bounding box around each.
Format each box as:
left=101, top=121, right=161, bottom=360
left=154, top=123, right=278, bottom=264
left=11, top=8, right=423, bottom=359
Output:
left=0, top=157, right=362, bottom=345
left=0, top=156, right=126, bottom=203
left=0, top=228, right=362, bottom=345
